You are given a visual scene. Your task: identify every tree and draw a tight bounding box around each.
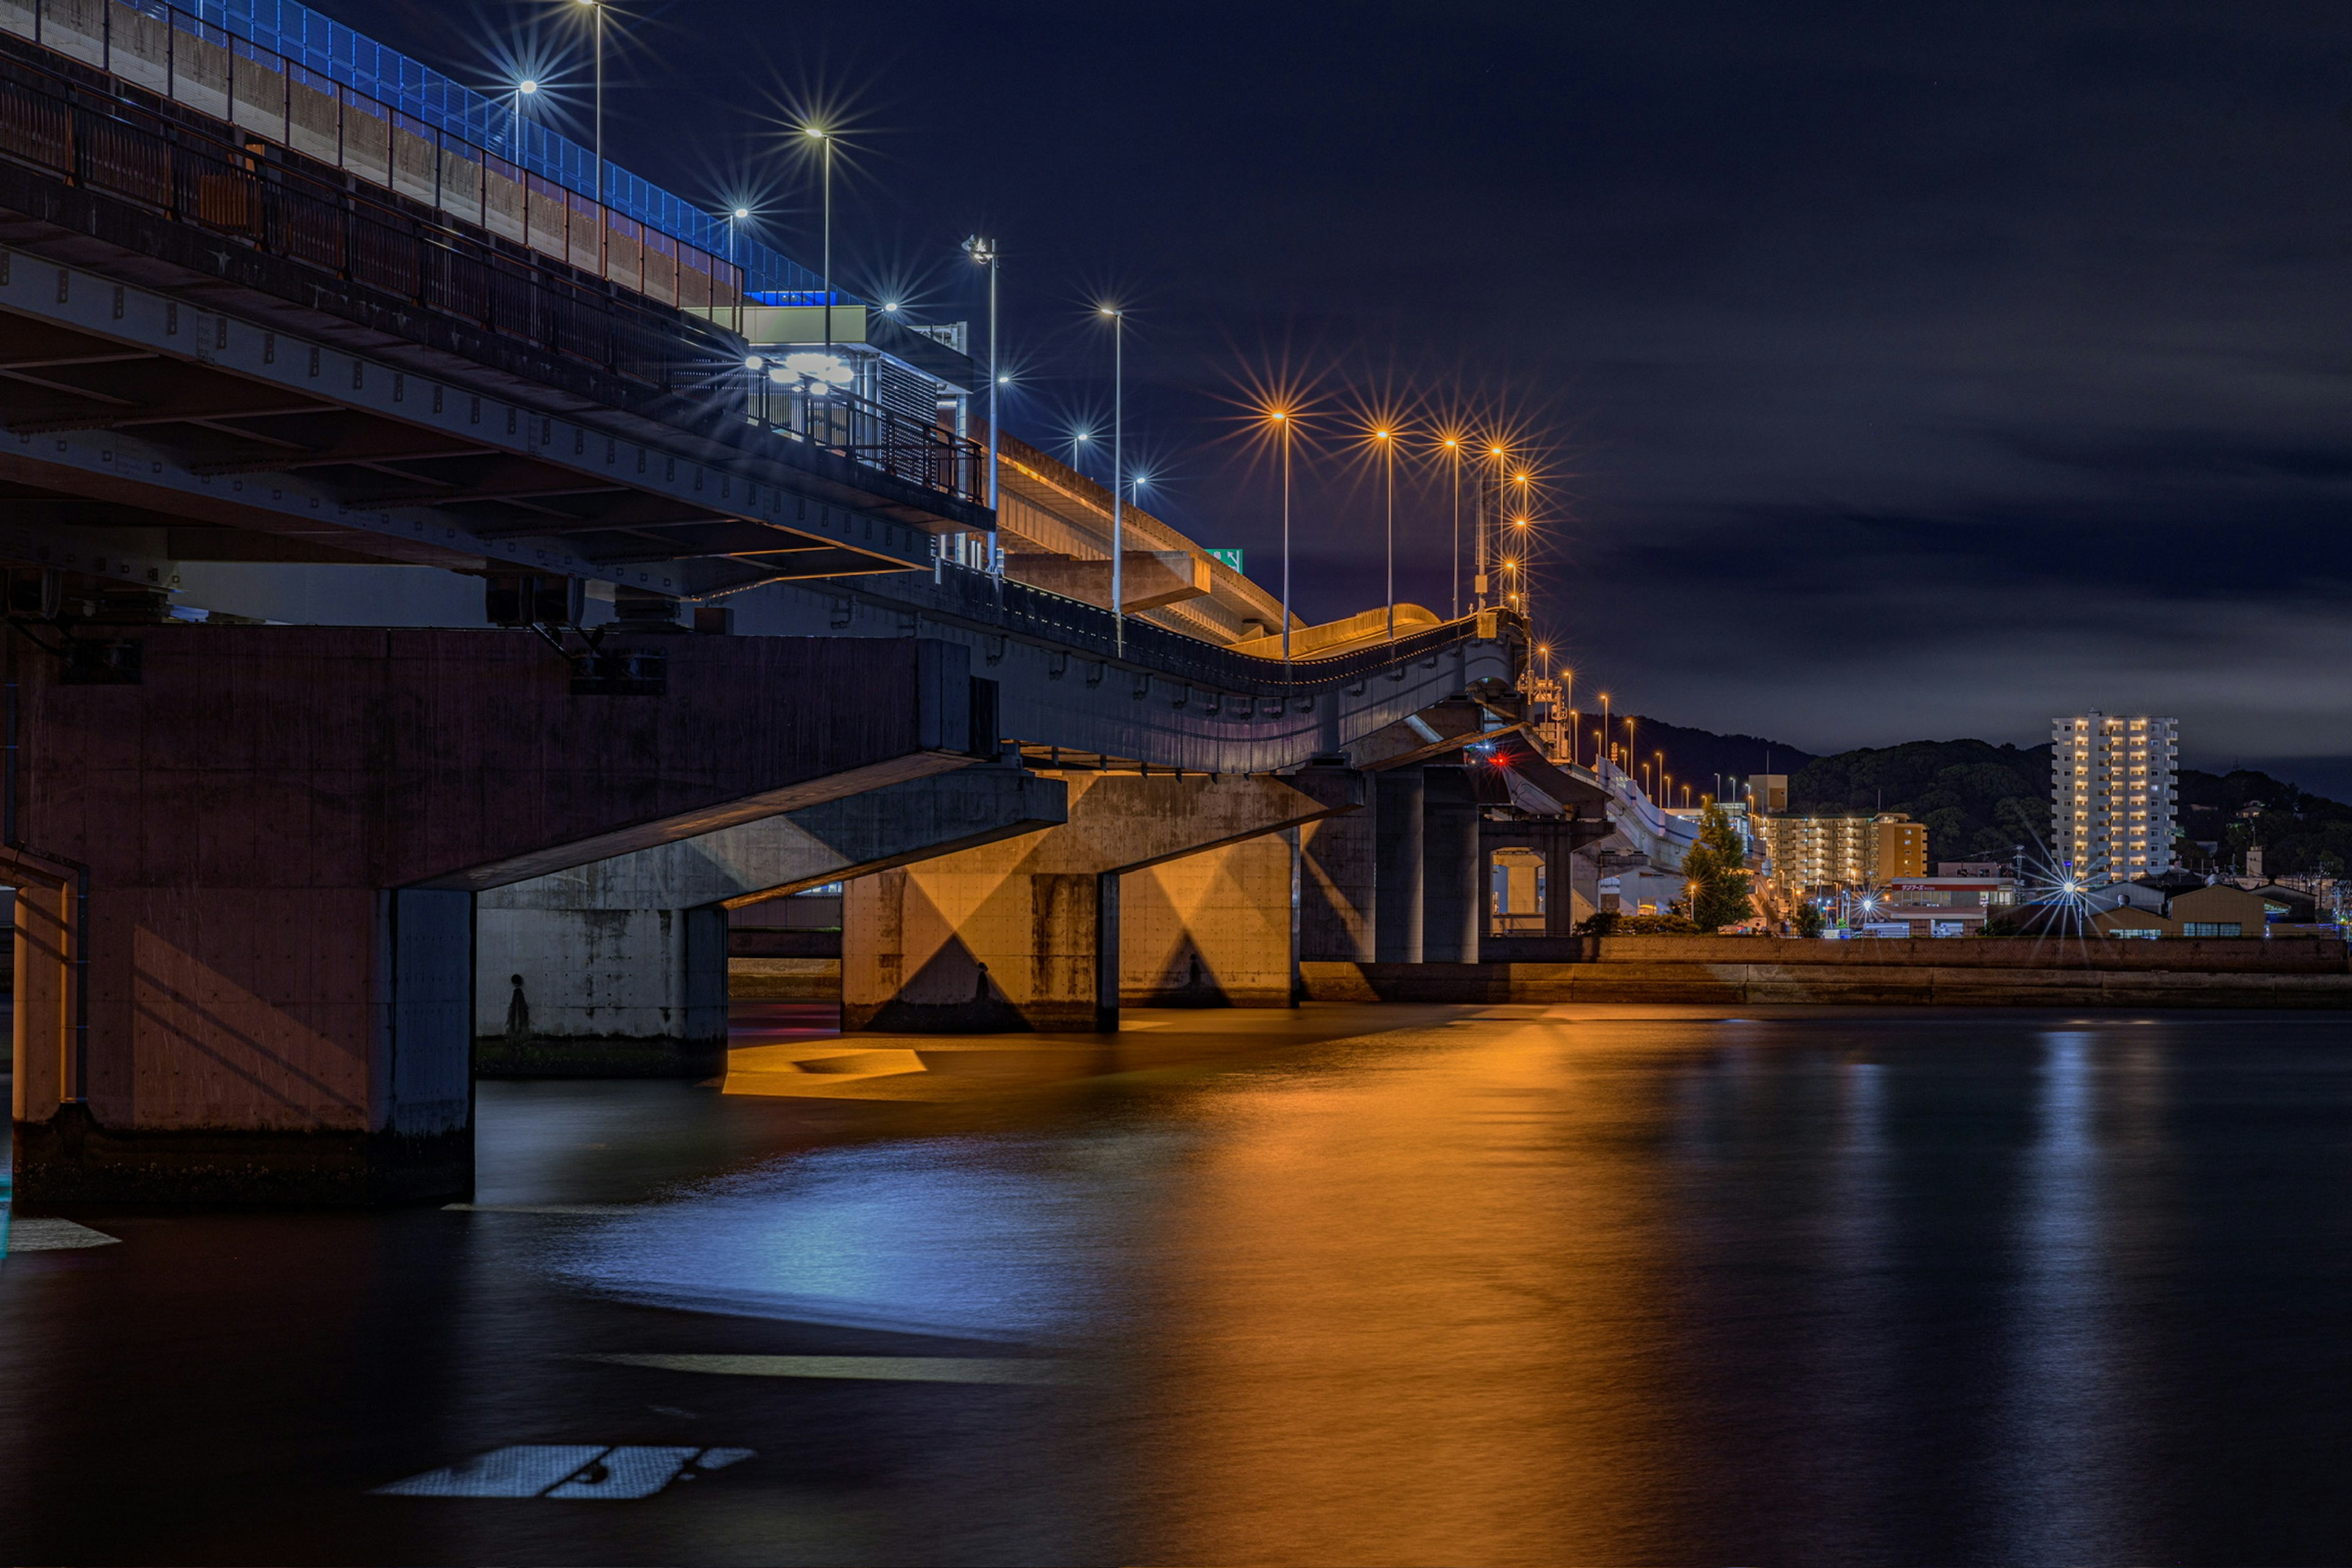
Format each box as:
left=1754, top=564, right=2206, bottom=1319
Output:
left=1680, top=802, right=1756, bottom=931
left=1794, top=900, right=1826, bottom=938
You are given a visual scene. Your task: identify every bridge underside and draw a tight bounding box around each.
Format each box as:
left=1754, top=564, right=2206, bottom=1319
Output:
left=0, top=29, right=1564, bottom=1211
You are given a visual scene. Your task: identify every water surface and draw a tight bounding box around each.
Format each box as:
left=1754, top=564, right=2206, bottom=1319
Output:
left=5, top=1004, right=2351, bottom=1564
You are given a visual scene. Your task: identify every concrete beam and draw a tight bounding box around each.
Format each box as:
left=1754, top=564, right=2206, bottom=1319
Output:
left=474, top=767, right=1068, bottom=1076
left=1006, top=551, right=1213, bottom=613
left=842, top=772, right=1329, bottom=1033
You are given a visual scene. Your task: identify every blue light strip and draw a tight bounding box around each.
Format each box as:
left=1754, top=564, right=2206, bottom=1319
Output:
left=188, top=0, right=832, bottom=298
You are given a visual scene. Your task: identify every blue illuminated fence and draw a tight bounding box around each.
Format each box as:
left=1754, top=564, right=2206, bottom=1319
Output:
left=0, top=0, right=828, bottom=300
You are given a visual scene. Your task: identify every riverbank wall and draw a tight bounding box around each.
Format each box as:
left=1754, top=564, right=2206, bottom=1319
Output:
left=1302, top=935, right=2352, bottom=1008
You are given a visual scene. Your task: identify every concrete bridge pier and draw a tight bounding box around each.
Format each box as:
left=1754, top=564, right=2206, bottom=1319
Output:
left=9, top=627, right=986, bottom=1204
left=1422, top=766, right=1483, bottom=964
left=1374, top=766, right=1427, bottom=963
left=1293, top=765, right=1377, bottom=964
left=842, top=772, right=1331, bottom=1033
left=473, top=767, right=1068, bottom=1076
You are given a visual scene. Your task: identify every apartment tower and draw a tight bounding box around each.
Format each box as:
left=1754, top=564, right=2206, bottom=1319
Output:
left=2051, top=712, right=2178, bottom=881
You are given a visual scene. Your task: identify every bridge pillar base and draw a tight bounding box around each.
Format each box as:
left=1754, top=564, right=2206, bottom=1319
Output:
left=1121, top=834, right=1297, bottom=1008
left=1423, top=766, right=1483, bottom=963
left=470, top=768, right=1067, bottom=1073
left=1294, top=766, right=1377, bottom=964
left=10, top=886, right=474, bottom=1207
left=474, top=905, right=730, bottom=1078
left=1374, top=766, right=1426, bottom=963
left=842, top=772, right=1325, bottom=1034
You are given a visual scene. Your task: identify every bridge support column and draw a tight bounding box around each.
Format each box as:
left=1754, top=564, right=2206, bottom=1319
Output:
left=472, top=767, right=1065, bottom=1076
left=5, top=854, right=77, bottom=1135
left=842, top=772, right=1327, bottom=1033
left=9, top=627, right=986, bottom=1204
left=1121, top=832, right=1297, bottom=1007
left=1293, top=765, right=1376, bottom=963
left=1423, top=765, right=1483, bottom=963
left=1374, top=765, right=1425, bottom=963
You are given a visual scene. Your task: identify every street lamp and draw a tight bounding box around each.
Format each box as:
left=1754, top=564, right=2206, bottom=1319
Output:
left=962, top=235, right=1001, bottom=576
left=574, top=0, right=602, bottom=209
left=1598, top=692, right=1611, bottom=778
left=1479, top=441, right=1506, bottom=608
left=1267, top=407, right=1295, bottom=672
left=803, top=126, right=834, bottom=351
left=1100, top=304, right=1125, bottom=655
left=1373, top=426, right=1396, bottom=641
left=1442, top=435, right=1463, bottom=618
left=510, top=77, right=539, bottom=141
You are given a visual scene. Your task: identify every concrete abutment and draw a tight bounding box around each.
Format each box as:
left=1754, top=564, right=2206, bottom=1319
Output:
left=10, top=627, right=983, bottom=1204
left=842, top=772, right=1330, bottom=1033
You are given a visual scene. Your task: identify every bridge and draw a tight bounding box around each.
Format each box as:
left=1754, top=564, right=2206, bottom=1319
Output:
left=0, top=0, right=1660, bottom=1204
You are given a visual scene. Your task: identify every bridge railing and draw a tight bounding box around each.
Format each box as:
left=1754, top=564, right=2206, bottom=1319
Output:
left=748, top=376, right=984, bottom=507
left=0, top=33, right=988, bottom=505
left=862, top=561, right=1525, bottom=697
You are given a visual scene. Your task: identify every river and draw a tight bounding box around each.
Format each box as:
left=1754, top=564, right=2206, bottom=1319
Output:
left=6, top=1003, right=2352, bottom=1564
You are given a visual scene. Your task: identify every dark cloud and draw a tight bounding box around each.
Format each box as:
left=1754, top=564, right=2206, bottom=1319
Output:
left=345, top=0, right=2352, bottom=772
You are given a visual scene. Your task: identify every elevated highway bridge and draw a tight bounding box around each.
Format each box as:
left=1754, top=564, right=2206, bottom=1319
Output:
left=0, top=1, right=1608, bottom=1205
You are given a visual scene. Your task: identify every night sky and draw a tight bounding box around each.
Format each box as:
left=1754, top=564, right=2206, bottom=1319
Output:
left=350, top=1, right=2352, bottom=788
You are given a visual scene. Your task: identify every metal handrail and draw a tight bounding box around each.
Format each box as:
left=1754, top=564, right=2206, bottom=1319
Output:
left=0, top=37, right=987, bottom=506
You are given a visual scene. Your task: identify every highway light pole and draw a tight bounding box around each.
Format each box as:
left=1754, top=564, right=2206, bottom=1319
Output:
left=1444, top=435, right=1462, bottom=619
left=575, top=0, right=602, bottom=242
left=1275, top=410, right=1293, bottom=673
left=1101, top=304, right=1124, bottom=655
left=1376, top=426, right=1395, bottom=641
left=962, top=236, right=1001, bottom=576
left=804, top=127, right=833, bottom=351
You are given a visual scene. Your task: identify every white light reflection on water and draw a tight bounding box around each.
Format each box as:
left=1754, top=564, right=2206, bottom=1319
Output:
left=545, top=1133, right=1177, bottom=1342
left=1996, top=1030, right=2125, bottom=1559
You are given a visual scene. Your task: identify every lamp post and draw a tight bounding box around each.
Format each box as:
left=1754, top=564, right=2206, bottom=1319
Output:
left=961, top=236, right=1000, bottom=576
left=1100, top=304, right=1125, bottom=655
left=510, top=78, right=538, bottom=142
left=1597, top=692, right=1611, bottom=778
left=1444, top=435, right=1462, bottom=618
left=1509, top=469, right=1532, bottom=621
left=1478, top=442, right=1506, bottom=608
left=574, top=0, right=602, bottom=212
left=1273, top=409, right=1294, bottom=673
left=1374, top=426, right=1396, bottom=641
left=803, top=126, right=833, bottom=351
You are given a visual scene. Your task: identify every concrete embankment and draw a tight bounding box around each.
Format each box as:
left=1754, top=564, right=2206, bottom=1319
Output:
left=1302, top=936, right=2352, bottom=1009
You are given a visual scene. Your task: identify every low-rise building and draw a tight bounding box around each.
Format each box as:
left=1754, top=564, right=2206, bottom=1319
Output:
left=1872, top=872, right=2019, bottom=937
left=2090, top=878, right=2336, bottom=938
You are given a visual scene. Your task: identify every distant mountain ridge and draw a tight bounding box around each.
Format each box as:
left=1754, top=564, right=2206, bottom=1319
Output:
left=1618, top=715, right=1817, bottom=798
left=1637, top=718, right=2352, bottom=874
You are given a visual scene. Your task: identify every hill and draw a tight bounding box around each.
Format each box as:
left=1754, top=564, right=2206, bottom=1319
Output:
left=1636, top=718, right=2352, bottom=875
left=1619, top=715, right=1815, bottom=801
left=1787, top=740, right=2051, bottom=864
left=2175, top=769, right=2352, bottom=877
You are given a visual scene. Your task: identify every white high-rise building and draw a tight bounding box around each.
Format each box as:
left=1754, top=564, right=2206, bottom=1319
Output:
left=2051, top=712, right=2179, bottom=882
